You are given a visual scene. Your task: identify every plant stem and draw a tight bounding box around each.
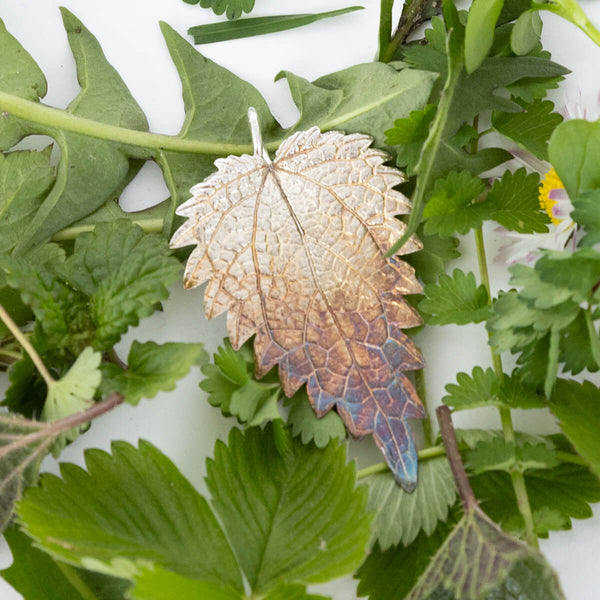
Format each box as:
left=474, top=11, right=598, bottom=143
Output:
left=533, top=0, right=600, bottom=48
left=474, top=228, right=539, bottom=548
left=415, top=368, right=433, bottom=446
left=0, top=349, right=21, bottom=362
left=56, top=562, right=101, bottom=600
left=436, top=405, right=477, bottom=511
left=0, top=91, right=256, bottom=157
left=0, top=304, right=54, bottom=386
left=51, top=218, right=164, bottom=242
left=357, top=444, right=446, bottom=479
left=378, top=0, right=395, bottom=62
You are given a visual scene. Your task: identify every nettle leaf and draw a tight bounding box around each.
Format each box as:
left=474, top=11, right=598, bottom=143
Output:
left=492, top=99, right=563, bottom=161
left=172, top=116, right=426, bottom=491
left=0, top=149, right=55, bottom=253
left=404, top=506, right=565, bottom=600
left=100, top=341, right=208, bottom=405
left=206, top=427, right=371, bottom=593
left=443, top=367, right=545, bottom=411
left=422, top=171, right=491, bottom=237
left=365, top=457, right=457, bottom=551
left=10, top=9, right=148, bottom=249
left=488, top=168, right=550, bottom=233
left=17, top=439, right=244, bottom=589
left=420, top=270, right=490, bottom=325
left=0, top=526, right=129, bottom=600
left=550, top=379, right=600, bottom=479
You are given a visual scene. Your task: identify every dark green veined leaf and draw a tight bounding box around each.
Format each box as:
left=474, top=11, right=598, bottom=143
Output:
left=0, top=526, right=129, bottom=600
left=420, top=270, right=490, bottom=325
left=465, top=0, right=505, bottom=73
left=206, top=426, right=371, bottom=594
left=511, top=10, right=543, bottom=55
left=404, top=227, right=460, bottom=285
left=572, top=190, right=600, bottom=246
left=364, top=457, right=456, bottom=550
left=188, top=7, right=364, bottom=44
left=100, top=341, right=208, bottom=405
left=550, top=379, right=600, bottom=480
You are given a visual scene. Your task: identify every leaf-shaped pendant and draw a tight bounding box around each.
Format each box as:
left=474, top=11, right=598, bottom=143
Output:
left=171, top=108, right=425, bottom=491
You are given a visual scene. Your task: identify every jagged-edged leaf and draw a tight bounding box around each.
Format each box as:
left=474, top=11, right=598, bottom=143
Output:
left=188, top=7, right=364, bottom=44
left=195, top=0, right=255, bottom=20
left=422, top=172, right=491, bottom=237
left=405, top=506, right=565, bottom=599
left=0, top=526, right=129, bottom=600
left=0, top=149, right=55, bottom=253
left=100, top=341, right=208, bottom=405
left=493, top=100, right=562, bottom=161
left=405, top=228, right=460, bottom=285
left=11, top=9, right=148, bottom=249
left=550, top=379, right=600, bottom=479
left=172, top=114, right=426, bottom=491
left=262, top=584, right=330, bottom=600
left=0, top=17, right=47, bottom=149
left=420, top=270, right=490, bottom=325
left=205, top=426, right=371, bottom=593
left=364, top=457, right=457, bottom=551
left=488, top=168, right=550, bottom=233
left=466, top=439, right=559, bottom=474
left=17, top=440, right=243, bottom=590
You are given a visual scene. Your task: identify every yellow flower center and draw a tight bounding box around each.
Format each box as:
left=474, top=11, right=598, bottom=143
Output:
left=539, top=168, right=565, bottom=226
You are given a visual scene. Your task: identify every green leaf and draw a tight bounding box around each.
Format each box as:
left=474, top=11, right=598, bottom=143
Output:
left=285, top=388, right=346, bottom=448
left=549, top=119, right=600, bottom=200
left=404, top=228, right=460, bottom=285
left=17, top=440, right=243, bottom=590
left=0, top=17, right=47, bottom=149
left=511, top=10, right=543, bottom=55
left=12, top=9, right=148, bottom=249
left=100, top=341, right=208, bottom=405
left=465, top=0, right=505, bottom=73
left=560, top=311, right=600, bottom=374
left=262, top=584, right=330, bottom=600
left=422, top=172, right=490, bottom=237
left=466, top=439, right=559, bottom=474
left=356, top=521, right=455, bottom=600
left=488, top=167, right=550, bottom=233
left=404, top=506, right=565, bottom=600
left=0, top=149, right=55, bottom=253
left=278, top=63, right=437, bottom=152
left=131, top=566, right=241, bottom=600
left=572, top=189, right=600, bottom=246
left=364, top=457, right=457, bottom=551
left=420, top=269, right=490, bottom=325
left=188, top=7, right=364, bottom=44
left=1, top=526, right=129, bottom=600
left=43, top=347, right=101, bottom=452
left=550, top=379, right=600, bottom=480
left=196, top=0, right=255, bottom=20
left=206, top=426, right=371, bottom=593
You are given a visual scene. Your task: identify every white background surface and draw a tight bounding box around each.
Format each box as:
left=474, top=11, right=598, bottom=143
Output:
left=1, top=1, right=600, bottom=598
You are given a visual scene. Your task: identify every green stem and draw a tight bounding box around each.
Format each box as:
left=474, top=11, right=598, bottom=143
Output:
left=415, top=368, right=433, bottom=446
left=534, top=0, right=600, bottom=48
left=0, top=349, right=21, bottom=361
left=474, top=228, right=539, bottom=548
left=51, top=218, right=164, bottom=242
left=378, top=0, right=395, bottom=62
left=0, top=90, right=256, bottom=156
left=357, top=445, right=447, bottom=479
left=0, top=304, right=54, bottom=386
left=56, top=562, right=101, bottom=600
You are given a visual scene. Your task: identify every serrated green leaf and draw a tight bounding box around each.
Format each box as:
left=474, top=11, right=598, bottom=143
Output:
left=197, top=0, right=255, bottom=20
left=365, top=457, right=456, bottom=551
left=560, top=311, right=600, bottom=374
left=465, top=0, right=505, bottom=73
left=100, top=341, right=208, bottom=405
left=467, top=439, right=559, bottom=474
left=0, top=149, right=55, bottom=253
left=497, top=371, right=546, bottom=409
left=188, top=7, right=364, bottom=44
left=550, top=379, right=600, bottom=479
left=443, top=367, right=497, bottom=410
left=420, top=269, right=490, bottom=325
left=422, top=172, right=490, bottom=237
left=17, top=440, right=243, bottom=589
left=1, top=526, right=129, bottom=600
left=206, top=426, right=371, bottom=593
left=262, top=584, right=330, bottom=600
left=12, top=9, right=148, bottom=249
left=509, top=263, right=579, bottom=308
left=511, top=10, right=543, bottom=55
left=405, top=506, right=565, bottom=600
left=488, top=168, right=550, bottom=233
left=285, top=388, right=346, bottom=448
left=405, top=228, right=460, bottom=285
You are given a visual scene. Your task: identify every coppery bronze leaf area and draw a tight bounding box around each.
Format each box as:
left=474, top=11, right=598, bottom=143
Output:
left=171, top=108, right=425, bottom=491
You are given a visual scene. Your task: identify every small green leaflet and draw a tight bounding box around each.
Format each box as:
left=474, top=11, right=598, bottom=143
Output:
left=572, top=189, right=600, bottom=246
left=511, top=10, right=543, bottom=55
left=364, top=457, right=457, bottom=551
left=188, top=7, right=364, bottom=44
left=466, top=439, right=559, bottom=474
left=185, top=0, right=255, bottom=20
left=17, top=428, right=371, bottom=596
left=405, top=228, right=460, bottom=285
left=550, top=379, right=600, bottom=480
left=0, top=526, right=129, bottom=600
left=100, top=341, right=208, bottom=405
left=464, top=0, right=504, bottom=73
left=419, top=269, right=490, bottom=325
